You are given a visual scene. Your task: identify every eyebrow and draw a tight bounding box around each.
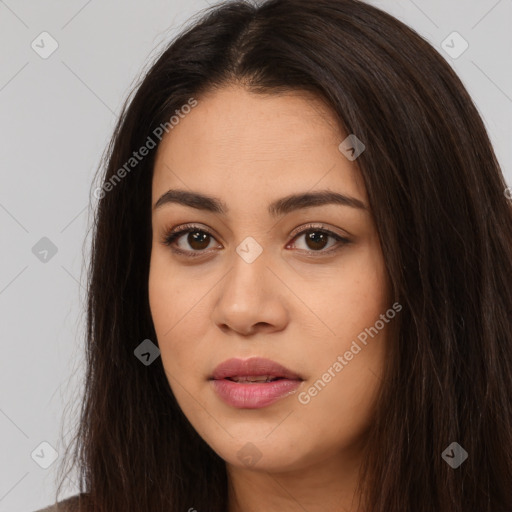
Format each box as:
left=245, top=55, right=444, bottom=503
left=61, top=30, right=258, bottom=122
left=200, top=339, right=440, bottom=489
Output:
left=153, top=188, right=368, bottom=217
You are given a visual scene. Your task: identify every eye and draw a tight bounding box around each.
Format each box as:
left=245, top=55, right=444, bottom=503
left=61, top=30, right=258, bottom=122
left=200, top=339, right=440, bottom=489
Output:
left=287, top=224, right=351, bottom=255
left=160, top=223, right=351, bottom=258
left=160, top=223, right=220, bottom=258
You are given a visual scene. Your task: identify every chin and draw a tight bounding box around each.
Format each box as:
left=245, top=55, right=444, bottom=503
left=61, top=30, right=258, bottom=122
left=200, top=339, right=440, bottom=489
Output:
left=209, top=432, right=313, bottom=473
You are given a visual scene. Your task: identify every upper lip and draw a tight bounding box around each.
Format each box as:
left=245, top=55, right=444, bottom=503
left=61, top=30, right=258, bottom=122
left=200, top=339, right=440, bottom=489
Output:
left=210, top=357, right=303, bottom=381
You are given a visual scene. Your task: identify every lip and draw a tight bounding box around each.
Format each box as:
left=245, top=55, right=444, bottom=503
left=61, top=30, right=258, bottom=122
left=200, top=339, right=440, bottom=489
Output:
left=209, top=357, right=304, bottom=409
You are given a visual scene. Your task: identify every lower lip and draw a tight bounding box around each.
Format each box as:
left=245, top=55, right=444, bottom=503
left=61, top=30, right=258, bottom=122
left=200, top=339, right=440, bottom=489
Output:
left=211, top=378, right=302, bottom=409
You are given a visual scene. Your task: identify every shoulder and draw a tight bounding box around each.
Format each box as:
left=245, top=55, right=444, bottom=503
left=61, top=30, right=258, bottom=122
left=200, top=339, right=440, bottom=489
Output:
left=34, top=493, right=89, bottom=512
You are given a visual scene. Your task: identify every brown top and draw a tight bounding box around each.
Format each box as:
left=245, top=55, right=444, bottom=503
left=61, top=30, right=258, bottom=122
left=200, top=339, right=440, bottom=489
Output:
left=34, top=493, right=86, bottom=512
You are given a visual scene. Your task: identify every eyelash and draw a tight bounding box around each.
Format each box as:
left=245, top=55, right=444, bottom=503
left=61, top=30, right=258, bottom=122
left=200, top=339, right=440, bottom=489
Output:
left=160, top=223, right=351, bottom=258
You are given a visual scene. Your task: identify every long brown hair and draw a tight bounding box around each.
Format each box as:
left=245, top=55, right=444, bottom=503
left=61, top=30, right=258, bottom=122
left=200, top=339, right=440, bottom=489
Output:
left=55, top=0, right=512, bottom=510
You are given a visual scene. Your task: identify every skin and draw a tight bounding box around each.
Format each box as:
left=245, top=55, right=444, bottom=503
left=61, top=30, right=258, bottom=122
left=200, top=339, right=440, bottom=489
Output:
left=148, top=85, right=393, bottom=512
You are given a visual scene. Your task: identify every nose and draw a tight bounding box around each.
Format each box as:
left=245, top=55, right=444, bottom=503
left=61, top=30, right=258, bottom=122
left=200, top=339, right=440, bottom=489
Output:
left=211, top=247, right=289, bottom=337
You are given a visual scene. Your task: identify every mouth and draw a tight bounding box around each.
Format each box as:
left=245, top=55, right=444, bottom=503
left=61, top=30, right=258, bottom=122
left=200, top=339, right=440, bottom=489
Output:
left=209, top=357, right=304, bottom=408
left=209, top=356, right=303, bottom=381
left=224, top=375, right=287, bottom=383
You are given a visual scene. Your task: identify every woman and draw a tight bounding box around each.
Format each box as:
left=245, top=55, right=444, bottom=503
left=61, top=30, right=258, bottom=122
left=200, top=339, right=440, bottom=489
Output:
left=38, top=0, right=512, bottom=510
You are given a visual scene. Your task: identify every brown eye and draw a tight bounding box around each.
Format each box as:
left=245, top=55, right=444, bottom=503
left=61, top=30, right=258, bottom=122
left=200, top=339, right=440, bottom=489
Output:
left=303, top=230, right=329, bottom=251
left=289, top=227, right=350, bottom=254
left=185, top=230, right=211, bottom=250
left=162, top=226, right=218, bottom=255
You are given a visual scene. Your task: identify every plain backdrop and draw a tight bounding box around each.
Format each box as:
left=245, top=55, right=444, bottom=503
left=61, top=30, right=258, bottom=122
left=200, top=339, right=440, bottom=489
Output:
left=0, top=1, right=511, bottom=510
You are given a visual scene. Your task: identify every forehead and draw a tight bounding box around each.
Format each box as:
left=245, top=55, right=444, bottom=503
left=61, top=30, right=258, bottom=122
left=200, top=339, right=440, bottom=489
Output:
left=152, top=85, right=367, bottom=205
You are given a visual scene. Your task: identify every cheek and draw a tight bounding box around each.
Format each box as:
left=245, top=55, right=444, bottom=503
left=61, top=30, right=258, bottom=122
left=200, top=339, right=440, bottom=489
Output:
left=296, top=243, right=389, bottom=338
left=148, top=252, right=212, bottom=386
left=148, top=250, right=198, bottom=336
left=148, top=254, right=188, bottom=365
left=294, top=244, right=390, bottom=420
left=297, top=327, right=389, bottom=445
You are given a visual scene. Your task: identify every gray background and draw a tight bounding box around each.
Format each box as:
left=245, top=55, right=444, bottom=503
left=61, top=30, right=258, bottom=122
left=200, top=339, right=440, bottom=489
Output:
left=0, top=1, right=510, bottom=510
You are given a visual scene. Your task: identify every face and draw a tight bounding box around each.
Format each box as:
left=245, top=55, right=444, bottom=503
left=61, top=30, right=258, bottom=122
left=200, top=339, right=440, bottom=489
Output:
left=148, top=85, right=393, bottom=474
